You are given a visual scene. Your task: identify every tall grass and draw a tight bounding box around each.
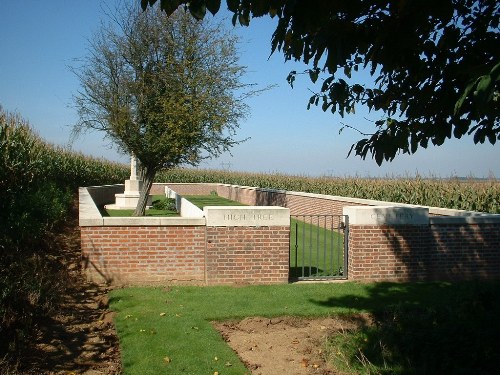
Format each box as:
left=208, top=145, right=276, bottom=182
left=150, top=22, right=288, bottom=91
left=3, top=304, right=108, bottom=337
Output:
left=157, top=168, right=500, bottom=213
left=0, top=106, right=127, bottom=360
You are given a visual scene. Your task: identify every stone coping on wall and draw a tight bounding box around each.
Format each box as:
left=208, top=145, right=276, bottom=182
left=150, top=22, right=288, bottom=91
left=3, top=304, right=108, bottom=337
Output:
left=165, top=186, right=204, bottom=218
left=79, top=185, right=205, bottom=227
left=429, top=215, right=500, bottom=224
left=80, top=183, right=500, bottom=227
left=79, top=184, right=290, bottom=227
left=343, top=206, right=429, bottom=225
left=209, top=183, right=498, bottom=219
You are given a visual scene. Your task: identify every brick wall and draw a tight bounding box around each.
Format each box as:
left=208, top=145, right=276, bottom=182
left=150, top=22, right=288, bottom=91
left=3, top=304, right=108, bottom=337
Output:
left=348, top=225, right=433, bottom=281
left=430, top=223, right=500, bottom=279
left=348, top=223, right=500, bottom=281
left=215, top=184, right=369, bottom=216
left=81, top=224, right=290, bottom=286
left=81, top=226, right=206, bottom=285
left=205, top=226, right=290, bottom=285
left=151, top=183, right=218, bottom=196
left=80, top=183, right=499, bottom=285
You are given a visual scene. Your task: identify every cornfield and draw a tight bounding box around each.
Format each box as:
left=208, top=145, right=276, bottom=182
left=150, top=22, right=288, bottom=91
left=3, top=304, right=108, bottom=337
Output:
left=1, top=106, right=128, bottom=358
left=156, top=168, right=500, bottom=214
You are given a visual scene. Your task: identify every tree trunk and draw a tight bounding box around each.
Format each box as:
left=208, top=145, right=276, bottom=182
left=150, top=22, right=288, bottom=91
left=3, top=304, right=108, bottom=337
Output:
left=133, top=167, right=156, bottom=217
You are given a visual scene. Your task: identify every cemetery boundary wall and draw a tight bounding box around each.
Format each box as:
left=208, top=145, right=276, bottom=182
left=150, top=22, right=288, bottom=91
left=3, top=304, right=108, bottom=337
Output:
left=79, top=183, right=500, bottom=285
left=79, top=184, right=289, bottom=285
left=161, top=183, right=500, bottom=282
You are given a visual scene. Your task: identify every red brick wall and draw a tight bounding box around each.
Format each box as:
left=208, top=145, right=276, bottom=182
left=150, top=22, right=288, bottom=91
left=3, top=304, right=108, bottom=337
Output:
left=348, top=223, right=500, bottom=281
left=81, top=226, right=206, bottom=285
left=81, top=224, right=290, bottom=286
left=217, top=185, right=259, bottom=205
left=430, top=223, right=500, bottom=279
left=348, top=225, right=432, bottom=281
left=151, top=183, right=218, bottom=195
left=205, top=226, right=290, bottom=285
left=215, top=185, right=368, bottom=216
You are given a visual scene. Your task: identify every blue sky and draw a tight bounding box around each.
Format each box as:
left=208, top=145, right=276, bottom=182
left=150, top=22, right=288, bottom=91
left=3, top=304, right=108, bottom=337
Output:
left=1, top=1, right=498, bottom=178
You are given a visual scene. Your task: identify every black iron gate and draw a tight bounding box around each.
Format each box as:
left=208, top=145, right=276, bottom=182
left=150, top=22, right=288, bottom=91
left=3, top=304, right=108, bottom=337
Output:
left=290, top=215, right=348, bottom=280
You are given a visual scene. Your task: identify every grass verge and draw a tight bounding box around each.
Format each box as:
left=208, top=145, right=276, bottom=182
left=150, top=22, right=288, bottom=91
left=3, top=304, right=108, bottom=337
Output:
left=103, top=195, right=179, bottom=217
left=109, top=281, right=500, bottom=374
left=183, top=195, right=246, bottom=208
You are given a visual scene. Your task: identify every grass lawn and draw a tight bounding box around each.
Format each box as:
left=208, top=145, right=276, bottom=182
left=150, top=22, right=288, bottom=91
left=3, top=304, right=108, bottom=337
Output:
left=109, top=281, right=500, bottom=374
left=183, top=194, right=246, bottom=208
left=103, top=195, right=179, bottom=217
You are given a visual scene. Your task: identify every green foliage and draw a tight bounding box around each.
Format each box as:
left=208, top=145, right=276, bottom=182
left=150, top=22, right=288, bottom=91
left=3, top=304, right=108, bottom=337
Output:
left=0, top=107, right=128, bottom=360
left=151, top=196, right=176, bottom=211
left=157, top=168, right=500, bottom=213
left=146, top=0, right=499, bottom=165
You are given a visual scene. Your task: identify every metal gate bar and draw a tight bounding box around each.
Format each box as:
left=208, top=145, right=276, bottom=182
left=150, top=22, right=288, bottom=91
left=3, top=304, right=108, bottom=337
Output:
left=290, top=214, right=348, bottom=280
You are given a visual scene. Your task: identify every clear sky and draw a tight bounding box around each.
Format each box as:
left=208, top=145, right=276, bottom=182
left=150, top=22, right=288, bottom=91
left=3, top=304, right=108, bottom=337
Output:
left=1, top=1, right=498, bottom=178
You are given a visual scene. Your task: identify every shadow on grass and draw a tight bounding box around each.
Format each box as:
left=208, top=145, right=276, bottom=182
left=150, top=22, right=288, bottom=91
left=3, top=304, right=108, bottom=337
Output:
left=311, top=281, right=500, bottom=374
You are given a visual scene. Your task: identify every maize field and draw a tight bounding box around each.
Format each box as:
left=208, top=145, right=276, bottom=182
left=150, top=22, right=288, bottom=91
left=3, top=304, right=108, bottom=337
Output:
left=157, top=168, right=499, bottom=214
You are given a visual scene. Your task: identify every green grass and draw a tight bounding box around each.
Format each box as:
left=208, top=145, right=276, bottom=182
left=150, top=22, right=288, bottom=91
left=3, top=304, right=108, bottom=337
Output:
left=290, top=218, right=345, bottom=279
left=183, top=194, right=246, bottom=208
left=109, top=281, right=500, bottom=374
left=103, top=195, right=179, bottom=217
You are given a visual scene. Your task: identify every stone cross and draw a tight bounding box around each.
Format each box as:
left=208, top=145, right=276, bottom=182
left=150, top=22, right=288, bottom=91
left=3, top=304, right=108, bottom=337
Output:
left=130, top=154, right=139, bottom=181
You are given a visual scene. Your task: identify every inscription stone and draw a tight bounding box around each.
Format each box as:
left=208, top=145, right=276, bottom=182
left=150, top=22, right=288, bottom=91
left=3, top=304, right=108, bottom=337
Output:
left=205, top=206, right=289, bottom=227
left=343, top=206, right=429, bottom=225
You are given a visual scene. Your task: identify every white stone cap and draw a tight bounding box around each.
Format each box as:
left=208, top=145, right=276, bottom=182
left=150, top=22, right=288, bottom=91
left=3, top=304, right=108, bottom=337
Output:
left=102, top=217, right=205, bottom=226
left=204, top=206, right=290, bottom=227
left=430, top=215, right=500, bottom=224
left=343, top=206, right=429, bottom=225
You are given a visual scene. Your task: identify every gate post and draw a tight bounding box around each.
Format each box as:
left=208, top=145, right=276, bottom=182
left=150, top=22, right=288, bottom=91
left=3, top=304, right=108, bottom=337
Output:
left=343, top=206, right=429, bottom=281
left=204, top=206, right=290, bottom=285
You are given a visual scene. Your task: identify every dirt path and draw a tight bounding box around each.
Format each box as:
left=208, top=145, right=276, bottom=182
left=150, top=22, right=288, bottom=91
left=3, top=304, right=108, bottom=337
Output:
left=16, top=203, right=121, bottom=375
left=214, top=315, right=371, bottom=375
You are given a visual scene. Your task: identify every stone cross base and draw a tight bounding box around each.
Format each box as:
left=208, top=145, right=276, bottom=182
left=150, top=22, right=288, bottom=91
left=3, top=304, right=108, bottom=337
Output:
left=104, top=179, right=152, bottom=210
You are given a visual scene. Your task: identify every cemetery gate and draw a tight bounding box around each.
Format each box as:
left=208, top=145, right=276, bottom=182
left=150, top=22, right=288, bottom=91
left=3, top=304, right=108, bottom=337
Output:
left=290, top=214, right=348, bottom=280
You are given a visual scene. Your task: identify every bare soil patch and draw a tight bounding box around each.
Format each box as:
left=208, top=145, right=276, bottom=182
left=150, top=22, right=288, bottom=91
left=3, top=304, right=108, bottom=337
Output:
left=214, top=315, right=372, bottom=375
left=11, top=202, right=121, bottom=375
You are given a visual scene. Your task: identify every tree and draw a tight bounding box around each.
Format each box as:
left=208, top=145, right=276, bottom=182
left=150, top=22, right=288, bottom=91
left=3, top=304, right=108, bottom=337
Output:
left=142, top=0, right=499, bottom=165
left=73, top=3, right=251, bottom=215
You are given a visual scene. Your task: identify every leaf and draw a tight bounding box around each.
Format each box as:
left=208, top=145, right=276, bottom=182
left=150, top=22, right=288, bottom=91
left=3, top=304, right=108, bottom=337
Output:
left=206, top=0, right=221, bottom=15
left=159, top=312, right=166, bottom=316
left=352, top=84, right=364, bottom=95
left=252, top=0, right=269, bottom=17
left=163, top=356, right=172, bottom=364
left=239, top=11, right=250, bottom=26
left=309, top=69, right=319, bottom=83
left=188, top=3, right=207, bottom=20
left=227, top=0, right=239, bottom=13
left=160, top=0, right=181, bottom=16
